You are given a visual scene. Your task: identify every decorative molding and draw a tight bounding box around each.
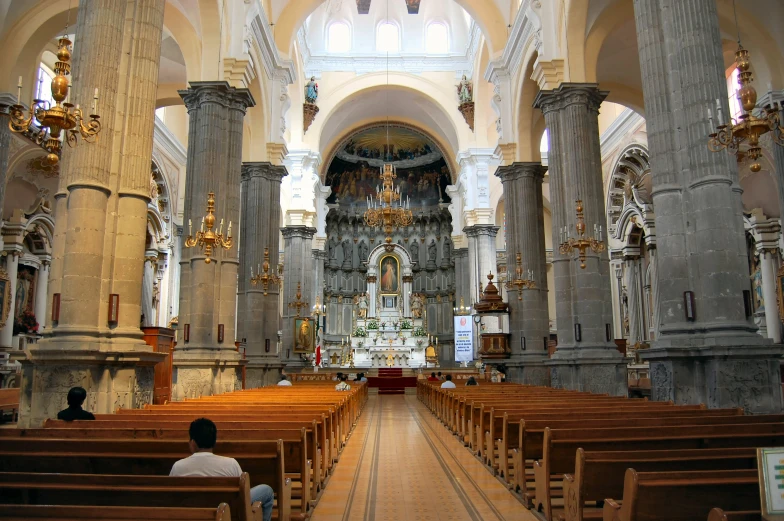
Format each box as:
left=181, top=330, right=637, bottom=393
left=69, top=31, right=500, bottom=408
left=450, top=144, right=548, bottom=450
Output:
left=153, top=117, right=187, bottom=166
left=599, top=108, right=646, bottom=160
left=483, top=0, right=537, bottom=85
left=247, top=9, right=296, bottom=85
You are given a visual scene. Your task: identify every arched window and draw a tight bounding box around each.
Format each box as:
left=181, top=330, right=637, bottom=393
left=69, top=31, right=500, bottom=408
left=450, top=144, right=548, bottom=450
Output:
left=426, top=23, right=449, bottom=54
left=726, top=67, right=742, bottom=121
left=327, top=21, right=351, bottom=53
left=35, top=65, right=55, bottom=107
left=377, top=22, right=400, bottom=53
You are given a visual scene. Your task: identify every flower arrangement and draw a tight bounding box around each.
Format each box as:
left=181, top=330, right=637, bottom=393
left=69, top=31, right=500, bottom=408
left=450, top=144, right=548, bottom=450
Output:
left=14, top=310, right=39, bottom=335
left=353, top=326, right=367, bottom=337
left=400, top=320, right=413, bottom=330
left=413, top=326, right=426, bottom=337
left=367, top=321, right=379, bottom=330
left=380, top=322, right=387, bottom=329
left=416, top=339, right=424, bottom=348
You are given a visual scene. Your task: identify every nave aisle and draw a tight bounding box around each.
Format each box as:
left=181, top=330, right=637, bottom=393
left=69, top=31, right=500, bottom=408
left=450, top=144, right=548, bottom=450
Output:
left=311, top=396, right=536, bottom=521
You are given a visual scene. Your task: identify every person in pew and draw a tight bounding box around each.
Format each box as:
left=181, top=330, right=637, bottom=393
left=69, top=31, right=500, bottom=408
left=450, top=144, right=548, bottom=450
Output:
left=56, top=386, right=96, bottom=421
left=277, top=375, right=292, bottom=386
left=332, top=372, right=343, bottom=382
left=465, top=376, right=478, bottom=386
left=437, top=371, right=444, bottom=381
left=335, top=375, right=351, bottom=391
left=360, top=373, right=368, bottom=382
left=441, top=375, right=456, bottom=389
left=427, top=372, right=440, bottom=382
left=170, top=418, right=275, bottom=521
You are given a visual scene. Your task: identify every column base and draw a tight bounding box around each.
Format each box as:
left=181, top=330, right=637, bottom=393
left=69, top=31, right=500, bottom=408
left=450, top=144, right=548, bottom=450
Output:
left=13, top=347, right=165, bottom=428
left=641, top=345, right=784, bottom=413
left=172, top=349, right=245, bottom=401
left=544, top=348, right=627, bottom=396
left=505, top=356, right=550, bottom=386
left=245, top=360, right=284, bottom=388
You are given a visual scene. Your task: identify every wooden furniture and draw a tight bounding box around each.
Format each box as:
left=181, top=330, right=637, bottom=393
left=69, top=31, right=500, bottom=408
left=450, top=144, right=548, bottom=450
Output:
left=141, top=327, right=175, bottom=405
left=0, top=504, right=233, bottom=521
left=0, top=387, right=20, bottom=422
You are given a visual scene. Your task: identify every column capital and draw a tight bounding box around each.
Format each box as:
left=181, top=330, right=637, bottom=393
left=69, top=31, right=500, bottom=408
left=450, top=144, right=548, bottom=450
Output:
left=534, top=82, right=608, bottom=115
left=179, top=81, right=256, bottom=114
left=495, top=162, right=547, bottom=183
left=281, top=225, right=316, bottom=240
left=464, top=224, right=499, bottom=239
left=241, top=162, right=288, bottom=183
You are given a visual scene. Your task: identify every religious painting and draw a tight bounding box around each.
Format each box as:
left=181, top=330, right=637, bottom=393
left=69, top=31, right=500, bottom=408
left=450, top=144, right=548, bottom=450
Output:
left=379, top=255, right=399, bottom=294
left=294, top=317, right=316, bottom=353
left=324, top=125, right=452, bottom=209
left=15, top=266, right=35, bottom=319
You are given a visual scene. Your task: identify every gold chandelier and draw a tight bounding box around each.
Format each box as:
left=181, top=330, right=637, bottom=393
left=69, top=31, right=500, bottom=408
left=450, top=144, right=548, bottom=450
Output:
left=8, top=37, right=101, bottom=166
left=250, top=247, right=281, bottom=296
left=363, top=163, right=413, bottom=249
left=558, top=200, right=605, bottom=269
left=185, top=192, right=233, bottom=264
left=505, top=252, right=536, bottom=300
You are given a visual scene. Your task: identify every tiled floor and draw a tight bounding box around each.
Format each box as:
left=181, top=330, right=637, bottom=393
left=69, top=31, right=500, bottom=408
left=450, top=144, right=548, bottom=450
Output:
left=310, top=395, right=539, bottom=521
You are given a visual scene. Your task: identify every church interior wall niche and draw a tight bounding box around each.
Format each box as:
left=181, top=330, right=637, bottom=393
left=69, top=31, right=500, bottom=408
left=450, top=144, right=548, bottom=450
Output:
left=321, top=124, right=458, bottom=367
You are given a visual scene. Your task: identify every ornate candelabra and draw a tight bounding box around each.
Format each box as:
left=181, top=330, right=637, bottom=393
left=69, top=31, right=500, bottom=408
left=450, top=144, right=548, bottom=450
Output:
left=707, top=45, right=784, bottom=172
left=185, top=192, right=232, bottom=264
left=8, top=37, right=102, bottom=166
left=250, top=247, right=281, bottom=295
left=558, top=200, right=605, bottom=269
left=505, top=252, right=536, bottom=300
left=288, top=282, right=309, bottom=317
left=363, top=164, right=414, bottom=249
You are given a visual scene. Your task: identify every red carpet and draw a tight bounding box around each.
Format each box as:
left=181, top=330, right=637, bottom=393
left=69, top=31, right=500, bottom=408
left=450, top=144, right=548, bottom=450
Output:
left=368, top=369, right=416, bottom=395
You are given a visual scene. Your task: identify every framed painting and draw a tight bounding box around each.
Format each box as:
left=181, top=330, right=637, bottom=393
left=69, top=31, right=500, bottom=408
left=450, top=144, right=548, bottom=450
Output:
left=379, top=255, right=399, bottom=294
left=0, top=269, right=10, bottom=330
left=294, top=317, right=316, bottom=353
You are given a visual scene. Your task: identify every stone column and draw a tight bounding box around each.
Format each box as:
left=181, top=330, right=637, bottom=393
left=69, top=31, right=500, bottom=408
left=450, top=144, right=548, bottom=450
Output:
left=633, top=0, right=781, bottom=412
left=496, top=163, right=549, bottom=385
left=0, top=252, right=19, bottom=348
left=367, top=273, right=377, bottom=318
left=453, top=248, right=470, bottom=309
left=0, top=95, right=14, bottom=221
left=17, top=0, right=167, bottom=427
left=281, top=226, right=316, bottom=368
left=625, top=257, right=643, bottom=345
left=238, top=162, right=286, bottom=388
left=403, top=274, right=413, bottom=317
left=464, top=225, right=499, bottom=301
left=141, top=255, right=157, bottom=327
left=759, top=250, right=781, bottom=343
left=34, top=261, right=49, bottom=331
left=173, top=82, right=254, bottom=400
left=534, top=83, right=626, bottom=395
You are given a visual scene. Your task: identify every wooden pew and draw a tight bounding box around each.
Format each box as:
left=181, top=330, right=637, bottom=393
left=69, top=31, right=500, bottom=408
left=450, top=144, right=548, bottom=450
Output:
left=534, top=423, right=784, bottom=521
left=561, top=448, right=759, bottom=521
left=707, top=509, right=762, bottom=521
left=0, top=387, right=20, bottom=422
left=0, top=504, right=233, bottom=521
left=0, top=473, right=261, bottom=521
left=0, top=438, right=292, bottom=521
left=602, top=469, right=760, bottom=521
left=0, top=427, right=313, bottom=516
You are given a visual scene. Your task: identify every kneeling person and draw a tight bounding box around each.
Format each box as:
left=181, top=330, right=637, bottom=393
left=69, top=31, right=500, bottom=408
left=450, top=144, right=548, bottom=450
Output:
left=170, top=418, right=275, bottom=521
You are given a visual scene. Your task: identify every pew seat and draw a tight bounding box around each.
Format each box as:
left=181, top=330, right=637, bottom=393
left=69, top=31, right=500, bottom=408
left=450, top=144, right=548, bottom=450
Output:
left=0, top=504, right=232, bottom=521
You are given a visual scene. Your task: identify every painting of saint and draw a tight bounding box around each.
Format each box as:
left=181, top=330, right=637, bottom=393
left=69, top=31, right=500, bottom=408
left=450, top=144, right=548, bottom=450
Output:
left=294, top=318, right=315, bottom=353
left=380, top=256, right=399, bottom=294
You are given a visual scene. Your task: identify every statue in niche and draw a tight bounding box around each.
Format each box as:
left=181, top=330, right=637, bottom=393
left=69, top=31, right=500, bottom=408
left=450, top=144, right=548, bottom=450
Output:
left=443, top=238, right=452, bottom=262
left=751, top=262, right=764, bottom=310
left=305, top=76, right=319, bottom=104
left=358, top=240, right=369, bottom=263
left=410, top=293, right=424, bottom=319
left=428, top=239, right=437, bottom=262
left=328, top=237, right=338, bottom=260
left=410, top=240, right=419, bottom=263
left=342, top=239, right=353, bottom=267
left=457, top=75, right=473, bottom=104
left=355, top=292, right=369, bottom=318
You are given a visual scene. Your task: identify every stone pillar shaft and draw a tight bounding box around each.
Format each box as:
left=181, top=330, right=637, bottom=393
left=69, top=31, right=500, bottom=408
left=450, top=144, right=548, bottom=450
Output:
left=238, top=162, right=286, bottom=384
left=34, top=263, right=49, bottom=331
left=496, top=163, right=549, bottom=384
left=0, top=100, right=12, bottom=220
left=0, top=253, right=19, bottom=347
left=465, top=225, right=499, bottom=300
left=281, top=226, right=316, bottom=367
left=760, top=251, right=781, bottom=343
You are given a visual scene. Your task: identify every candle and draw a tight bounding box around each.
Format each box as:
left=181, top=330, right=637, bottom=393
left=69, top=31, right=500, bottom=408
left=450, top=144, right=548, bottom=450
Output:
left=257, top=264, right=261, bottom=274
left=250, top=266, right=254, bottom=277
left=16, top=76, right=21, bottom=104
left=188, top=218, right=193, bottom=236
left=201, top=217, right=205, bottom=232
left=92, top=87, right=98, bottom=113
left=227, top=221, right=232, bottom=238
left=219, top=218, right=224, bottom=235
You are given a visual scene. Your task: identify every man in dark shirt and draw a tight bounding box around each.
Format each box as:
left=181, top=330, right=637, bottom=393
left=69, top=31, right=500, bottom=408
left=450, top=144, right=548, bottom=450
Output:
left=57, top=386, right=95, bottom=421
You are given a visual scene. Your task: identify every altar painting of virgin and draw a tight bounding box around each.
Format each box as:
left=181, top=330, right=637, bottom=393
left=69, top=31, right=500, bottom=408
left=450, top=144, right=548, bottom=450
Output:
left=380, top=256, right=399, bottom=294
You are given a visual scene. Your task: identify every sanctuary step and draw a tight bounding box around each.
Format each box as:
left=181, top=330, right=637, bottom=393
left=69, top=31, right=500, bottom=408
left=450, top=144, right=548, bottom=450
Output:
left=377, top=368, right=403, bottom=377
left=367, top=368, right=417, bottom=395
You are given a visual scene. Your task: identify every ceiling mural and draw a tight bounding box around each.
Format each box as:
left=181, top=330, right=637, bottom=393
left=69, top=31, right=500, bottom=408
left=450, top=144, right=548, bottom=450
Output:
left=325, top=125, right=452, bottom=209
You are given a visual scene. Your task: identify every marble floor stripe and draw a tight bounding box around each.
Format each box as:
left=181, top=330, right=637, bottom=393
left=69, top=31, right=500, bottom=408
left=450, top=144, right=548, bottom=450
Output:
left=310, top=395, right=539, bottom=521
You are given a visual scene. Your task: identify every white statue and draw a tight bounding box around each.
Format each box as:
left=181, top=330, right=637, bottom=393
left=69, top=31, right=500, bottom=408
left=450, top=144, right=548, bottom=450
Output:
left=457, top=75, right=473, bottom=104
left=410, top=293, right=424, bottom=319
left=355, top=292, right=369, bottom=318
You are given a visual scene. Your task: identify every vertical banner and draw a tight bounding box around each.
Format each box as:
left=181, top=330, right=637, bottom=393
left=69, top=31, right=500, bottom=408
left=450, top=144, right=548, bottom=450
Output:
left=454, top=316, right=474, bottom=362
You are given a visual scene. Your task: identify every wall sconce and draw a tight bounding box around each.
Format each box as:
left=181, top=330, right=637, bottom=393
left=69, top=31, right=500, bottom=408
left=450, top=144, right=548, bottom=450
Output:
left=218, top=324, right=225, bottom=343
left=574, top=323, right=582, bottom=342
left=683, top=291, right=696, bottom=322
left=183, top=323, right=190, bottom=342
left=51, top=293, right=61, bottom=323
left=108, top=294, right=119, bottom=324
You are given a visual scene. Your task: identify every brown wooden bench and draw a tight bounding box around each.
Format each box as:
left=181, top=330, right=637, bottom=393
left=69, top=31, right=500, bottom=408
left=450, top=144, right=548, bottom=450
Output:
left=602, top=469, right=760, bottom=521
left=0, top=387, right=20, bottom=422
left=706, top=509, right=762, bottom=521
left=0, top=472, right=261, bottom=521
left=0, top=504, right=232, bottom=521
left=560, top=447, right=759, bottom=521
left=534, top=423, right=784, bottom=521
left=0, top=438, right=291, bottom=521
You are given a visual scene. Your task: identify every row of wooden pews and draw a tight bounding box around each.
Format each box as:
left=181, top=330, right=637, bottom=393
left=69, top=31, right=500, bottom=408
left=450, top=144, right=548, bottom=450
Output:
left=1, top=379, right=367, bottom=521
left=418, top=380, right=778, bottom=521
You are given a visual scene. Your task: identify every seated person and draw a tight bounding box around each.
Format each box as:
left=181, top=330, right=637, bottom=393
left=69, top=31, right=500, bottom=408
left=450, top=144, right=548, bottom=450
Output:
left=427, top=372, right=440, bottom=382
left=440, top=374, right=456, bottom=389
left=465, top=376, right=478, bottom=386
left=277, top=375, right=292, bottom=386
left=335, top=375, right=352, bottom=391
left=437, top=371, right=444, bottom=381
left=332, top=372, right=343, bottom=382
left=170, top=418, right=274, bottom=521
left=360, top=373, right=368, bottom=383
left=57, top=386, right=96, bottom=421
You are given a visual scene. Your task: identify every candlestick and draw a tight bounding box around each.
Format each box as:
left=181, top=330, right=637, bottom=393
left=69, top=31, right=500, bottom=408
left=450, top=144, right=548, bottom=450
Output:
left=218, top=218, right=224, bottom=235
left=16, top=76, right=21, bottom=104
left=227, top=221, right=232, bottom=238
left=188, top=218, right=193, bottom=236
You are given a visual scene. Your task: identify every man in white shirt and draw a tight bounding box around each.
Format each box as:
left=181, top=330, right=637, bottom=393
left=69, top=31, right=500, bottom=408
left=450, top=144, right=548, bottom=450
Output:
left=440, top=374, right=456, bottom=389
left=277, top=375, right=292, bottom=386
left=170, top=418, right=274, bottom=521
left=335, top=375, right=351, bottom=391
